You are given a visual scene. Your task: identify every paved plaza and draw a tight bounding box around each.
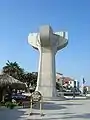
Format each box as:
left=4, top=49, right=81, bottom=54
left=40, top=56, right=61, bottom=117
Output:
left=0, top=99, right=90, bottom=120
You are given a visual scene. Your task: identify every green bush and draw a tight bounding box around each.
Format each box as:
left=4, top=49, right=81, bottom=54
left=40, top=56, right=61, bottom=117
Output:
left=5, top=102, right=17, bottom=109
left=0, top=101, right=5, bottom=106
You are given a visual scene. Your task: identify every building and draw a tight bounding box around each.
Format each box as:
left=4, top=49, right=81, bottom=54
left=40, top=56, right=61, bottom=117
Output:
left=56, top=72, right=63, bottom=85
left=56, top=72, right=79, bottom=89
left=75, top=79, right=79, bottom=89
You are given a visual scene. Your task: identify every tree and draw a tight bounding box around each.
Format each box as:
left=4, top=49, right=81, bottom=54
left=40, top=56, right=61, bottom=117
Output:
left=3, top=60, right=24, bottom=82
left=3, top=61, right=37, bottom=86
left=24, top=72, right=37, bottom=88
left=31, top=72, right=37, bottom=87
left=56, top=82, right=63, bottom=92
left=23, top=73, right=33, bottom=87
left=2, top=61, right=37, bottom=93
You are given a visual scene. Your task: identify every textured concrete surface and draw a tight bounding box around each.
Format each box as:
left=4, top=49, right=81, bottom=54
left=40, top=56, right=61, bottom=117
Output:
left=0, top=100, right=90, bottom=120
left=28, top=25, right=68, bottom=98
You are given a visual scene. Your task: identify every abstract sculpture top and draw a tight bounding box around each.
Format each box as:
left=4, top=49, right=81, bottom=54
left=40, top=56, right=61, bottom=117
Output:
left=28, top=25, right=68, bottom=53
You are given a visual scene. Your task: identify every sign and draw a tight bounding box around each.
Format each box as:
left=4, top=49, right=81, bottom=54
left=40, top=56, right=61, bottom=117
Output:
left=31, top=91, right=42, bottom=102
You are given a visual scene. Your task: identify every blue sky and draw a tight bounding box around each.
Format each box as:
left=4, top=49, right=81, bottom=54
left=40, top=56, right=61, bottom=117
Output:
left=0, top=0, right=90, bottom=85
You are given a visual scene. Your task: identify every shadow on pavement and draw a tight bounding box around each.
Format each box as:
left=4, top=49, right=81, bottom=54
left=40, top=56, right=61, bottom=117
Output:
left=61, top=113, right=90, bottom=119
left=0, top=107, right=26, bottom=120
left=42, top=113, right=90, bottom=120
left=48, top=112, right=74, bottom=116
left=59, top=103, right=83, bottom=106
left=33, top=102, right=67, bottom=110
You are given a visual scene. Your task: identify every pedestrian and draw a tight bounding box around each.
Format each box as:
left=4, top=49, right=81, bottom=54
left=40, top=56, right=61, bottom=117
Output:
left=83, top=86, right=87, bottom=96
left=73, top=87, right=75, bottom=98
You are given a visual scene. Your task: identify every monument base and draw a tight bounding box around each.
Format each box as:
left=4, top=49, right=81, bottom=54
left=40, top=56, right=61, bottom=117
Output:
left=35, top=86, right=57, bottom=99
left=36, top=87, right=65, bottom=101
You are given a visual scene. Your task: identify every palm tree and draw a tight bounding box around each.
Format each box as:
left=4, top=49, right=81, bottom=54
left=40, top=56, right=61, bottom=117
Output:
left=2, top=61, right=37, bottom=94
left=3, top=60, right=24, bottom=82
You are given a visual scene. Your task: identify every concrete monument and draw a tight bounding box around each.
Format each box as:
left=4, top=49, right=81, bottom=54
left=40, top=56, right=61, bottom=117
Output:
left=28, top=25, right=68, bottom=100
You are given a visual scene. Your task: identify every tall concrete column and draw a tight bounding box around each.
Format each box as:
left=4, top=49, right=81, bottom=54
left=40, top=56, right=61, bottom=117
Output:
left=28, top=25, right=68, bottom=99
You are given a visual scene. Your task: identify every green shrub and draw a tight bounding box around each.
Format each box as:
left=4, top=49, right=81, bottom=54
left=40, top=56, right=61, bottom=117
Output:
left=0, top=101, right=5, bottom=106
left=5, top=102, right=17, bottom=109
left=5, top=102, right=11, bottom=108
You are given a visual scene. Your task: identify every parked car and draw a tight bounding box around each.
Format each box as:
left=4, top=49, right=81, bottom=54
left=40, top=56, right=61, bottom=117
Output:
left=5, top=93, right=30, bottom=103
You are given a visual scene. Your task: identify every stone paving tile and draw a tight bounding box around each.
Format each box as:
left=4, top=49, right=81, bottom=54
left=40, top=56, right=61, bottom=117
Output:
left=0, top=100, right=90, bottom=120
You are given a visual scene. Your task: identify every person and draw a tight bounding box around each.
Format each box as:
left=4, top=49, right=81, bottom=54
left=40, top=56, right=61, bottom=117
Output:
left=73, top=87, right=75, bottom=98
left=83, top=86, right=87, bottom=96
